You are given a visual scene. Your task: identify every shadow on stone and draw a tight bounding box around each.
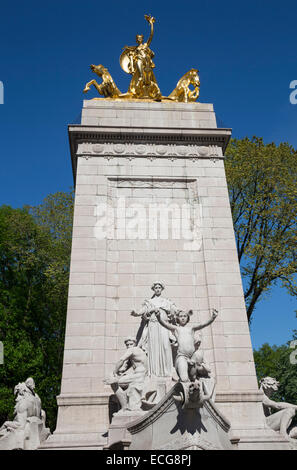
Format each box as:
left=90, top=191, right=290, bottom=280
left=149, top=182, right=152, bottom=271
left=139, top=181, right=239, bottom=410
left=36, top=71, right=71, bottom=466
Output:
left=170, top=405, right=207, bottom=435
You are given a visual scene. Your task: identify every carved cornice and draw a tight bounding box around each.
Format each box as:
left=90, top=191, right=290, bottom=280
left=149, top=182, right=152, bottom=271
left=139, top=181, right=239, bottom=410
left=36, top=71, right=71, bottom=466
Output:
left=57, top=393, right=109, bottom=406
left=68, top=125, right=231, bottom=182
left=69, top=125, right=231, bottom=147
left=215, top=391, right=264, bottom=403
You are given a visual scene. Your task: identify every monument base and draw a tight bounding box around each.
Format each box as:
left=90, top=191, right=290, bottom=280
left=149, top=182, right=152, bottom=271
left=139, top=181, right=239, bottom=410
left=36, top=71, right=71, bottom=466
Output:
left=40, top=390, right=294, bottom=450
left=49, top=99, right=295, bottom=450
left=105, top=383, right=234, bottom=451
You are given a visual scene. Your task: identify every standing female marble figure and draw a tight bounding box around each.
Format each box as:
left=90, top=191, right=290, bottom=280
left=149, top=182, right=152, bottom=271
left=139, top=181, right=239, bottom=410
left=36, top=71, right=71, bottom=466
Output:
left=131, top=282, right=178, bottom=377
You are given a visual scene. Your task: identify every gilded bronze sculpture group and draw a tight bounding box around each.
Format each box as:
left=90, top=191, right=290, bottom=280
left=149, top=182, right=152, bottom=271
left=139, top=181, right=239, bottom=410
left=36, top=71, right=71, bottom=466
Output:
left=83, top=15, right=200, bottom=102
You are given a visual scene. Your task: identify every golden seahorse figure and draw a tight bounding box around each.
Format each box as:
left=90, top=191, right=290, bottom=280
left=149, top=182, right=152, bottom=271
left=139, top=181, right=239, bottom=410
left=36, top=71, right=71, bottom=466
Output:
left=168, top=69, right=200, bottom=103
left=83, top=64, right=121, bottom=98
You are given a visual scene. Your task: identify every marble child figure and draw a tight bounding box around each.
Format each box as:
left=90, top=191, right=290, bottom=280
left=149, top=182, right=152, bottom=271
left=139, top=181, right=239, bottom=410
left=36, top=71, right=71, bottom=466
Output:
left=156, top=308, right=218, bottom=383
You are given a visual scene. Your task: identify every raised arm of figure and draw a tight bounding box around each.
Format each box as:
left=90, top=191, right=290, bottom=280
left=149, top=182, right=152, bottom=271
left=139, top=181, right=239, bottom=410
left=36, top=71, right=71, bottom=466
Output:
left=144, top=14, right=155, bottom=46
left=192, top=309, right=218, bottom=332
left=156, top=308, right=177, bottom=332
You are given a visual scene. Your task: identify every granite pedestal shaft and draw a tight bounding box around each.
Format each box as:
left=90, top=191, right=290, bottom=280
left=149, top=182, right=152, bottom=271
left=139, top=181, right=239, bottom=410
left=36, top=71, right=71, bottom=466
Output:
left=43, top=100, right=289, bottom=450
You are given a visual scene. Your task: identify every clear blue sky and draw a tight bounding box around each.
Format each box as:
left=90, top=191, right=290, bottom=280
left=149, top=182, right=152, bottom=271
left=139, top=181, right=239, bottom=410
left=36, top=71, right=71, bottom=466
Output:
left=0, top=0, right=296, bottom=349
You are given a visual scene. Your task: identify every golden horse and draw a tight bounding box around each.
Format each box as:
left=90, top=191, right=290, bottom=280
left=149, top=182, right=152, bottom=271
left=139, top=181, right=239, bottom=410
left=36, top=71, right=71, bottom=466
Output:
left=168, top=69, right=200, bottom=103
left=83, top=64, right=121, bottom=98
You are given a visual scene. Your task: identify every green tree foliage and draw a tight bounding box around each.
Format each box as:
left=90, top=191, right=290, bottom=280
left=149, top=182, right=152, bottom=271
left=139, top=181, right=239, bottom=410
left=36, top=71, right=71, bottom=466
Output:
left=0, top=191, right=73, bottom=431
left=254, top=331, right=297, bottom=405
left=225, top=137, right=297, bottom=322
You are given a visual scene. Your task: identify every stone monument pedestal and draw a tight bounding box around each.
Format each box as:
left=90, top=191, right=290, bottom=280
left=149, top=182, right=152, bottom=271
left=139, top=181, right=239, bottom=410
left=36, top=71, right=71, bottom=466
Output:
left=43, top=99, right=291, bottom=450
left=106, top=383, right=234, bottom=451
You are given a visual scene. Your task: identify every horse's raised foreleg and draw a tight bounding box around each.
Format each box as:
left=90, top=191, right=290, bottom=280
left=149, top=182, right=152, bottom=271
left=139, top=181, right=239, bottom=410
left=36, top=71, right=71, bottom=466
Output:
left=83, top=79, right=102, bottom=94
left=189, top=86, right=200, bottom=101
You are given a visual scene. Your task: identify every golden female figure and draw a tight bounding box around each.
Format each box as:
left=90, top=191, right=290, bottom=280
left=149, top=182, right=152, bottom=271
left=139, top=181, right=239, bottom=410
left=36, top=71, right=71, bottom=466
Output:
left=120, top=15, right=162, bottom=100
